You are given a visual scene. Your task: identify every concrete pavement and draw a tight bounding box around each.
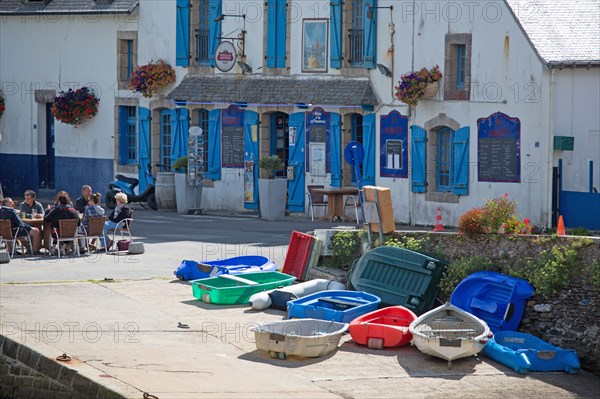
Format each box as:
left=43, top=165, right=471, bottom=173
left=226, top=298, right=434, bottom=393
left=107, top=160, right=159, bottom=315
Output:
left=1, top=208, right=599, bottom=398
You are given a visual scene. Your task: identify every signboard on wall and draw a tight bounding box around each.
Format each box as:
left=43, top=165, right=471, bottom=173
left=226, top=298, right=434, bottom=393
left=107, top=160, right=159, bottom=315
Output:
left=380, top=110, right=408, bottom=178
left=477, top=112, right=521, bottom=182
left=305, top=107, right=330, bottom=173
left=221, top=105, right=244, bottom=168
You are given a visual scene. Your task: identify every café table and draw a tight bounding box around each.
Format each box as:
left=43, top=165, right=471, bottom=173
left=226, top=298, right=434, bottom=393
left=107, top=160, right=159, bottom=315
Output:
left=310, top=186, right=359, bottom=222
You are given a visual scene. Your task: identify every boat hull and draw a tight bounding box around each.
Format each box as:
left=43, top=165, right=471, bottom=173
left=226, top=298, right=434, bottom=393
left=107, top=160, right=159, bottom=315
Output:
left=349, top=306, right=417, bottom=348
left=409, top=302, right=491, bottom=366
left=175, top=256, right=277, bottom=281
left=287, top=290, right=381, bottom=323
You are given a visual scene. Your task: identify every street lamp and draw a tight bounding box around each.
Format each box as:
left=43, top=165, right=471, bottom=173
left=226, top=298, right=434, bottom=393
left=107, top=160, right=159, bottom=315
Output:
left=214, top=14, right=245, bottom=23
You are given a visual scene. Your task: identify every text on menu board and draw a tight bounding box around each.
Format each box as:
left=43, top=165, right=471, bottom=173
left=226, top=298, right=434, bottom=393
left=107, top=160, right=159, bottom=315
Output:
left=380, top=110, right=408, bottom=178
left=306, top=107, right=330, bottom=173
left=477, top=112, right=521, bottom=182
left=221, top=106, right=244, bottom=168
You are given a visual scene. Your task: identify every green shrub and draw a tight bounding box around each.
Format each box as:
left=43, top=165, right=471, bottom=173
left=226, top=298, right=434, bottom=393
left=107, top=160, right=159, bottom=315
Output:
left=482, top=194, right=518, bottom=232
left=569, top=226, right=592, bottom=236
left=385, top=236, right=423, bottom=252
left=173, top=156, right=188, bottom=172
left=325, top=231, right=362, bottom=270
left=458, top=208, right=485, bottom=237
left=590, top=260, right=600, bottom=292
left=259, top=155, right=284, bottom=179
left=438, top=256, right=496, bottom=301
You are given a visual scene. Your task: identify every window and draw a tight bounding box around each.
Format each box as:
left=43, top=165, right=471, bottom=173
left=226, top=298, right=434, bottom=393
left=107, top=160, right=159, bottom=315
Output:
left=197, top=0, right=210, bottom=64
left=444, top=33, right=471, bottom=101
left=349, top=0, right=365, bottom=66
left=126, top=40, right=134, bottom=80
left=436, top=127, right=455, bottom=191
left=197, top=109, right=209, bottom=176
left=270, top=113, right=289, bottom=176
left=160, top=110, right=172, bottom=170
left=351, top=113, right=364, bottom=183
left=118, top=106, right=137, bottom=165
left=266, top=0, right=287, bottom=68
left=117, top=32, right=137, bottom=89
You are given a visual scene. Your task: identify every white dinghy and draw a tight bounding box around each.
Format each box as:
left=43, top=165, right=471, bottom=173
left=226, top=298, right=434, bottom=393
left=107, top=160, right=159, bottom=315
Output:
left=409, top=302, right=491, bottom=368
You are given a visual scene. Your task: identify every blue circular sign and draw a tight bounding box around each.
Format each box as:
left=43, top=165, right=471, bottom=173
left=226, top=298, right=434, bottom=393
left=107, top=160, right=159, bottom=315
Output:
left=344, top=141, right=365, bottom=166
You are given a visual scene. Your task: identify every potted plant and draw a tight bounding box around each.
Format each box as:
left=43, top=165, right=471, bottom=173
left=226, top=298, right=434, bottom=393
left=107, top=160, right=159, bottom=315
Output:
left=51, top=87, right=100, bottom=126
left=128, top=59, right=176, bottom=98
left=258, top=155, right=287, bottom=221
left=173, top=155, right=201, bottom=214
left=395, top=65, right=443, bottom=107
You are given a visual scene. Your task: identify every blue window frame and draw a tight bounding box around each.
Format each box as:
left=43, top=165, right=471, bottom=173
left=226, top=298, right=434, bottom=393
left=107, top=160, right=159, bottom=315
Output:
left=456, top=44, right=466, bottom=89
left=198, top=0, right=210, bottom=64
left=197, top=109, right=209, bottom=175
left=126, top=40, right=134, bottom=80
left=350, top=0, right=365, bottom=66
left=160, top=110, right=172, bottom=170
left=351, top=113, right=364, bottom=183
left=118, top=106, right=137, bottom=165
left=437, top=127, right=455, bottom=191
left=266, top=0, right=287, bottom=68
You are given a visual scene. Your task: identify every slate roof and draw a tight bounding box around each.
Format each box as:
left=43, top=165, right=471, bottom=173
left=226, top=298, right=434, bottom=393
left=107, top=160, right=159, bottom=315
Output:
left=0, top=0, right=138, bottom=14
left=167, top=75, right=380, bottom=107
left=506, top=0, right=600, bottom=65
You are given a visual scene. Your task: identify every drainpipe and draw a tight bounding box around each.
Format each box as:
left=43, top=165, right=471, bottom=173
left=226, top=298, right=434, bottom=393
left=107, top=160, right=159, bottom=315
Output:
left=409, top=0, right=416, bottom=226
left=546, top=68, right=556, bottom=229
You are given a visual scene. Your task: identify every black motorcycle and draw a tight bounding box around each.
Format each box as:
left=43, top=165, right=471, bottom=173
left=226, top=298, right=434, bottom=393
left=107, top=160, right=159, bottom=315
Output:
left=105, top=163, right=158, bottom=210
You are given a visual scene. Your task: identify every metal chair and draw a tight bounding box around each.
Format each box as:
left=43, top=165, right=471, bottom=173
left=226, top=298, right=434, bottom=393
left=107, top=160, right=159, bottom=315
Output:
left=79, top=216, right=107, bottom=254
left=307, top=185, right=327, bottom=221
left=0, top=219, right=34, bottom=257
left=343, top=195, right=360, bottom=224
left=109, top=210, right=134, bottom=250
left=54, top=219, right=80, bottom=258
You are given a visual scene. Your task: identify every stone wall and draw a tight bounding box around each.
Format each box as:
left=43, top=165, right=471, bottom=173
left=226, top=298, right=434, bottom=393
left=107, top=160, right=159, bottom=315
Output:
left=309, top=231, right=600, bottom=375
left=0, top=335, right=125, bottom=399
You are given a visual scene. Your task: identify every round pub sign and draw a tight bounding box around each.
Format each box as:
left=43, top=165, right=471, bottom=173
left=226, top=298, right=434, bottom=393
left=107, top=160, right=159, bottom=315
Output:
left=214, top=41, right=236, bottom=72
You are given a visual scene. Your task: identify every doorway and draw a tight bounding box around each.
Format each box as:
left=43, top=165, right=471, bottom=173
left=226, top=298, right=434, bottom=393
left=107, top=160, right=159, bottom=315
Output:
left=269, top=112, right=289, bottom=177
left=38, top=103, right=55, bottom=189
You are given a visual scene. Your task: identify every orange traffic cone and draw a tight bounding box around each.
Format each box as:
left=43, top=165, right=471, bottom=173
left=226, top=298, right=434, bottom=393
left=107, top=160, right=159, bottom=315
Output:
left=433, top=207, right=445, bottom=231
left=557, top=215, right=566, bottom=236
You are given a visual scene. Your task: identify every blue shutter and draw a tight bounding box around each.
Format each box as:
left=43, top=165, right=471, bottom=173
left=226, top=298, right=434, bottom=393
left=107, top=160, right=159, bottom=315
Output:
left=266, top=0, right=277, bottom=68
left=330, top=0, right=342, bottom=69
left=138, top=107, right=151, bottom=192
left=330, top=113, right=341, bottom=187
left=208, top=0, right=222, bottom=68
left=362, top=113, right=376, bottom=185
left=206, top=109, right=221, bottom=179
left=452, top=126, right=470, bottom=196
left=244, top=110, right=260, bottom=209
left=176, top=0, right=190, bottom=66
left=275, top=0, right=287, bottom=68
left=411, top=125, right=427, bottom=193
left=363, top=0, right=377, bottom=69
left=170, top=108, right=189, bottom=166
left=287, top=112, right=306, bottom=212
left=118, top=106, right=128, bottom=165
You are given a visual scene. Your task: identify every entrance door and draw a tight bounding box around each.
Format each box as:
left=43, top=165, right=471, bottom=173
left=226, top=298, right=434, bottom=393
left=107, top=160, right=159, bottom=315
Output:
left=39, top=103, right=56, bottom=189
left=244, top=110, right=259, bottom=209
left=270, top=112, right=289, bottom=177
left=287, top=112, right=306, bottom=212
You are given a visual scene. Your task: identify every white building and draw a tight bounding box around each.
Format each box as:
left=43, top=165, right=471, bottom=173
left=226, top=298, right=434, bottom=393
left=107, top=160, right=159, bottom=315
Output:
left=1, top=0, right=598, bottom=229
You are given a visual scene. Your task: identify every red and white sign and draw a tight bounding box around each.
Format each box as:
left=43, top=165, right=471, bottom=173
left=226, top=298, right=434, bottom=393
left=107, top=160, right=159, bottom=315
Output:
left=214, top=41, right=237, bottom=72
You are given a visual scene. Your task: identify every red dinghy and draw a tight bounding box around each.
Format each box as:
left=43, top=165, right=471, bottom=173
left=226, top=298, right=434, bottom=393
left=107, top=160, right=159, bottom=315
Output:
left=350, top=306, right=417, bottom=349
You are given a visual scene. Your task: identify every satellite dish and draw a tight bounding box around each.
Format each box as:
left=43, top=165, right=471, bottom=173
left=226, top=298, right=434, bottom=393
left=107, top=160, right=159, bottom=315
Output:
left=189, top=126, right=202, bottom=136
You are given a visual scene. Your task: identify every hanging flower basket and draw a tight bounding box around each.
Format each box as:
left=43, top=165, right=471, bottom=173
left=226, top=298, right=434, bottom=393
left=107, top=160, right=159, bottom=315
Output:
left=423, top=81, right=439, bottom=98
left=394, top=65, right=443, bottom=107
left=51, top=87, right=100, bottom=126
left=129, top=59, right=176, bottom=98
left=0, top=94, right=5, bottom=120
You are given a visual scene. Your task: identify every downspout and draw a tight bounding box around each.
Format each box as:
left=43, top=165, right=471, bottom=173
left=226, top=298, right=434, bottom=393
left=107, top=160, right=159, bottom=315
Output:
left=546, top=67, right=556, bottom=229
left=409, top=0, right=416, bottom=226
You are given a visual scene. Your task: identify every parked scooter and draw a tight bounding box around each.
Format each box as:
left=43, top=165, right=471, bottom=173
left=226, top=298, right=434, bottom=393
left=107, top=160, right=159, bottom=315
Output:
left=105, top=163, right=158, bottom=210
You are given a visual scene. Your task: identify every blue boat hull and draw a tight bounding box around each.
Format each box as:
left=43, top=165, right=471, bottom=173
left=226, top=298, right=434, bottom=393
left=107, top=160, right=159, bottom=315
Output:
left=287, top=290, right=381, bottom=323
left=174, top=256, right=277, bottom=281
left=484, top=331, right=580, bottom=374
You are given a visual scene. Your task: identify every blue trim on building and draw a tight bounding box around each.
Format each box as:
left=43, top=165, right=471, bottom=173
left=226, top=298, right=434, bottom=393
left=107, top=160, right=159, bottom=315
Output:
left=0, top=153, right=112, bottom=200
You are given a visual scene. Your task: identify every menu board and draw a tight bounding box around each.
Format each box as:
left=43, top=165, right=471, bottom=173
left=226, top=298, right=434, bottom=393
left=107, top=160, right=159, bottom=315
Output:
left=221, top=125, right=244, bottom=168
left=188, top=128, right=204, bottom=187
left=310, top=124, right=327, bottom=143
left=305, top=107, right=330, bottom=173
left=477, top=112, right=521, bottom=182
left=380, top=110, right=408, bottom=178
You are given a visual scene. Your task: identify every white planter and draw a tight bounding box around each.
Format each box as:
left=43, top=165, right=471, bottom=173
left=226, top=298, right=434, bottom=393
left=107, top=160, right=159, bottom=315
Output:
left=155, top=172, right=176, bottom=210
left=175, top=172, right=202, bottom=214
left=258, top=178, right=287, bottom=221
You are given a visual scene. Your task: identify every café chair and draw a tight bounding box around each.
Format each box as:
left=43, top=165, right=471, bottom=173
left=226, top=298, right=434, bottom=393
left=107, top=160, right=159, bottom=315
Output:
left=307, top=185, right=327, bottom=221
left=54, top=219, right=80, bottom=258
left=108, top=210, right=134, bottom=249
left=0, top=219, right=34, bottom=258
left=343, top=195, right=361, bottom=224
left=79, top=216, right=107, bottom=254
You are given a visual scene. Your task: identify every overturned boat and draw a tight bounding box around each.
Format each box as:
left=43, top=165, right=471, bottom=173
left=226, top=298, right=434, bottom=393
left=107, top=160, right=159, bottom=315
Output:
left=349, top=305, right=417, bottom=349
left=409, top=302, right=491, bottom=368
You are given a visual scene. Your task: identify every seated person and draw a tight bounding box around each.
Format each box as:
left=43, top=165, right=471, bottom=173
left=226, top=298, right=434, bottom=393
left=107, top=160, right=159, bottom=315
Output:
left=0, top=197, right=41, bottom=254
left=74, top=185, right=92, bottom=213
left=19, top=190, right=45, bottom=219
left=103, top=192, right=132, bottom=250
left=78, top=193, right=106, bottom=251
left=44, top=191, right=80, bottom=255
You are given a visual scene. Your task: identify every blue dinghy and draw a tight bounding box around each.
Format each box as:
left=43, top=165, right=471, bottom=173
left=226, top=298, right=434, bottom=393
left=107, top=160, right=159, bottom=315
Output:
left=174, top=256, right=277, bottom=281
left=450, top=271, right=534, bottom=333
left=287, top=290, right=381, bottom=323
left=484, top=331, right=580, bottom=374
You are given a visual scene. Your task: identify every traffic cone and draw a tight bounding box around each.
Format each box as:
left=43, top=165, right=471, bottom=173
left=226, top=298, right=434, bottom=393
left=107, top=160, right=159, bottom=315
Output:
left=557, top=215, right=566, bottom=236
left=433, top=207, right=445, bottom=231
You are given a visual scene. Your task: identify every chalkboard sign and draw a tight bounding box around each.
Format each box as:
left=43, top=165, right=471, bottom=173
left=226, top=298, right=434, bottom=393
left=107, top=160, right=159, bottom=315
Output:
left=310, top=124, right=327, bottom=143
left=477, top=112, right=521, bottom=182
left=222, top=125, right=244, bottom=168
left=305, top=107, right=330, bottom=173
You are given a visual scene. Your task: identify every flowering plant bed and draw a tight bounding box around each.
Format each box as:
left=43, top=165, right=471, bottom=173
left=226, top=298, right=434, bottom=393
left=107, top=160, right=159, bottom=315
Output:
left=458, top=194, right=534, bottom=237
left=51, top=87, right=99, bottom=126
left=395, top=65, right=442, bottom=107
left=129, top=59, right=176, bottom=98
left=0, top=94, right=5, bottom=120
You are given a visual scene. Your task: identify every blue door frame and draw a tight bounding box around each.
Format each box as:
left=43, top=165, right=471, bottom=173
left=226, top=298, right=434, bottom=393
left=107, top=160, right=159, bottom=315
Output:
left=558, top=159, right=600, bottom=230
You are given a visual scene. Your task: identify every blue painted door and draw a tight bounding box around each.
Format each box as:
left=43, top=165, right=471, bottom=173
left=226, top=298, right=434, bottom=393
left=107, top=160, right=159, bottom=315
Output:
left=44, top=103, right=56, bottom=189
left=138, top=107, right=151, bottom=192
left=244, top=110, right=259, bottom=209
left=330, top=113, right=341, bottom=187
left=287, top=112, right=306, bottom=212
left=362, top=113, right=376, bottom=185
